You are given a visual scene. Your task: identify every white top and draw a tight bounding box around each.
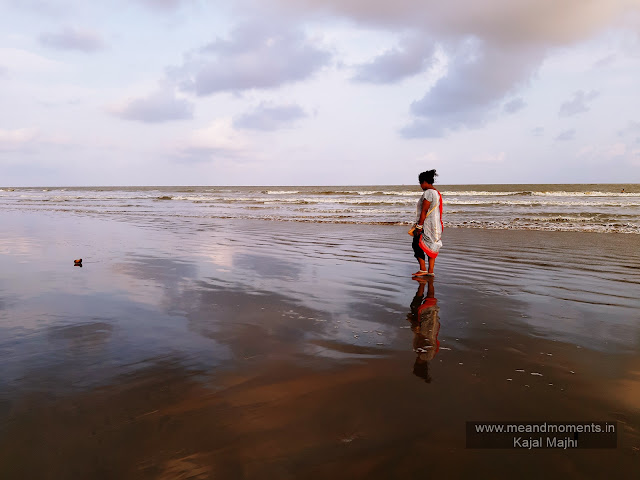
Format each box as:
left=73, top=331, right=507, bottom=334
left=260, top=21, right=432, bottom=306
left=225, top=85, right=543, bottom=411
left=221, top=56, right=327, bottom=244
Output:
left=415, top=189, right=439, bottom=223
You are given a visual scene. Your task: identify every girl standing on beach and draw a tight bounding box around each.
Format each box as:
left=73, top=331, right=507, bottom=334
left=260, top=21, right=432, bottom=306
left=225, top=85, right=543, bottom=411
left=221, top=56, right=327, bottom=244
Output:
left=412, top=169, right=443, bottom=277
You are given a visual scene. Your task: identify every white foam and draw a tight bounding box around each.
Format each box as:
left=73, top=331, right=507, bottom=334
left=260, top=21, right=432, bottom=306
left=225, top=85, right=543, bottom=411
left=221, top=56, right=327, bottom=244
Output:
left=444, top=199, right=640, bottom=207
left=441, top=190, right=526, bottom=196
left=532, top=191, right=640, bottom=197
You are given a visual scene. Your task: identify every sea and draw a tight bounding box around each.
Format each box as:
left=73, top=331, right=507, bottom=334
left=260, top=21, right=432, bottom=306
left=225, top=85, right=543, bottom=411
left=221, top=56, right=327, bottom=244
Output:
left=1, top=184, right=639, bottom=234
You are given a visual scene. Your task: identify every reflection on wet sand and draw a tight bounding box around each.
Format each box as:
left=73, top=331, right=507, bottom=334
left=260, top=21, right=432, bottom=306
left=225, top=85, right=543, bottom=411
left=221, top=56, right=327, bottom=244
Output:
left=408, top=278, right=440, bottom=383
left=1, top=211, right=640, bottom=478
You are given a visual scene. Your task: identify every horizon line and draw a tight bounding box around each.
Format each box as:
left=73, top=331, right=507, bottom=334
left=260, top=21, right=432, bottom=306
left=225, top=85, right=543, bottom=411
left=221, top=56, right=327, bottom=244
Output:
left=1, top=182, right=636, bottom=189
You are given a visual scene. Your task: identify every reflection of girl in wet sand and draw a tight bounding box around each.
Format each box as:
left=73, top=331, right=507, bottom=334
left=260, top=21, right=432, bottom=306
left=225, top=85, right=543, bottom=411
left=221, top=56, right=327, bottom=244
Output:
left=408, top=278, right=440, bottom=383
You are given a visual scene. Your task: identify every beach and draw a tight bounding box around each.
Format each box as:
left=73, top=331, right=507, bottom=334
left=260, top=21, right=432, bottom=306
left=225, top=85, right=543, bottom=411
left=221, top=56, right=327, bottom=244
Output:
left=0, top=204, right=639, bottom=479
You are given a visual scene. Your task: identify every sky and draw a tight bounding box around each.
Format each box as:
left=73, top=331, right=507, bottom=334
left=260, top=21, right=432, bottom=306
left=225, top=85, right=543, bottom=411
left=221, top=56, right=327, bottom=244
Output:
left=0, top=0, right=639, bottom=186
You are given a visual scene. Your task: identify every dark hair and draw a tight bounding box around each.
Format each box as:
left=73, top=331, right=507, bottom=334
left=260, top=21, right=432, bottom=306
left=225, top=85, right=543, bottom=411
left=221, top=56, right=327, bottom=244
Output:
left=419, top=169, right=437, bottom=185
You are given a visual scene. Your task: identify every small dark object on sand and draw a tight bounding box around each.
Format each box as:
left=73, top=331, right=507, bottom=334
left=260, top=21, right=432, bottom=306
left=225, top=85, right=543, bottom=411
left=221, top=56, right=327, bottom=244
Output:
left=74, top=258, right=82, bottom=267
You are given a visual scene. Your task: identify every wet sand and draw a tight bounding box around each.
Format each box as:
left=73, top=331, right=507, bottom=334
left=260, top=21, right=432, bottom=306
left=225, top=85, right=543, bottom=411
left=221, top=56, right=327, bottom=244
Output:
left=0, top=210, right=639, bottom=479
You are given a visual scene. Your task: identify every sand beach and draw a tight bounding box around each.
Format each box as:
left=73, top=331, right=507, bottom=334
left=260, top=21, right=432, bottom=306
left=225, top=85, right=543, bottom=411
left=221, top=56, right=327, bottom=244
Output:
left=0, top=204, right=638, bottom=478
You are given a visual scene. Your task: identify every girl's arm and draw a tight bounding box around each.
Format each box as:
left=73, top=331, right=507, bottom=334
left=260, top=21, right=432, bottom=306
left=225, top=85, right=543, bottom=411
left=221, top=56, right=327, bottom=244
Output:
left=417, top=199, right=431, bottom=227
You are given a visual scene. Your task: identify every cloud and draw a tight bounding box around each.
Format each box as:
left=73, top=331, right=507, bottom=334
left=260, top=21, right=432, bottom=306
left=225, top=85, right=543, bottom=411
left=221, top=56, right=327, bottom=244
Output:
left=0, top=128, right=40, bottom=151
left=618, top=120, right=640, bottom=136
left=352, top=35, right=436, bottom=84
left=605, top=142, right=627, bottom=157
left=471, top=151, right=506, bottom=164
left=6, top=0, right=71, bottom=16
left=0, top=47, right=62, bottom=73
left=135, top=0, right=189, bottom=10
left=618, top=121, right=640, bottom=145
left=532, top=127, right=544, bottom=136
left=503, top=97, right=526, bottom=114
left=274, top=0, right=635, bottom=46
left=168, top=21, right=331, bottom=95
left=190, top=119, right=246, bottom=150
left=234, top=102, right=307, bottom=131
left=401, top=39, right=545, bottom=137
left=593, top=53, right=616, bottom=68
left=273, top=0, right=636, bottom=137
left=578, top=142, right=637, bottom=167
left=0, top=65, right=7, bottom=77
left=558, top=90, right=599, bottom=117
left=555, top=129, right=576, bottom=141
left=175, top=119, right=248, bottom=162
left=111, top=88, right=194, bottom=123
left=39, top=27, right=105, bottom=53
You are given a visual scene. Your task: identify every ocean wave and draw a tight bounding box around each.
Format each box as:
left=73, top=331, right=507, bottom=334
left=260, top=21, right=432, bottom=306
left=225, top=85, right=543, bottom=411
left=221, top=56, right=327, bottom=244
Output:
left=530, top=191, right=640, bottom=197
left=448, top=220, right=640, bottom=234
left=304, top=208, right=407, bottom=214
left=440, top=190, right=640, bottom=197
left=2, top=185, right=639, bottom=234
left=264, top=200, right=313, bottom=205
left=294, top=189, right=639, bottom=198
left=343, top=190, right=419, bottom=196
left=528, top=216, right=596, bottom=223
left=260, top=197, right=415, bottom=205
left=264, top=190, right=300, bottom=194
left=310, top=190, right=415, bottom=196
left=440, top=190, right=529, bottom=196
left=444, top=199, right=640, bottom=207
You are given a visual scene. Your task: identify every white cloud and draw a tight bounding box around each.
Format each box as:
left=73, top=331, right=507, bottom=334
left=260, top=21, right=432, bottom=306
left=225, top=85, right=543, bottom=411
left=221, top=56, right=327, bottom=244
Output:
left=605, top=142, right=627, bottom=157
left=110, top=88, right=194, bottom=123
left=0, top=128, right=40, bottom=151
left=503, top=97, right=526, bottom=114
left=190, top=120, right=246, bottom=150
left=577, top=141, right=637, bottom=167
left=555, top=129, right=576, bottom=141
left=593, top=53, right=617, bottom=68
left=471, top=151, right=506, bottom=164
left=234, top=102, right=307, bottom=131
left=618, top=120, right=640, bottom=137
left=39, top=27, right=106, bottom=53
left=558, top=90, right=599, bottom=116
left=401, top=39, right=546, bottom=137
left=272, top=0, right=638, bottom=137
left=274, top=0, right=635, bottom=46
left=352, top=35, right=436, bottom=84
left=577, top=145, right=596, bottom=157
left=174, top=119, right=250, bottom=163
left=135, top=0, right=190, bottom=10
left=168, top=21, right=332, bottom=95
left=0, top=48, right=62, bottom=73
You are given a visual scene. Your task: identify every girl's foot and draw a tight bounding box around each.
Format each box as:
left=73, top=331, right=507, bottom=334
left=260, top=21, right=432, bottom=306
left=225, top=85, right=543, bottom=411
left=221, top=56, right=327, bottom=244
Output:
left=412, top=270, right=434, bottom=277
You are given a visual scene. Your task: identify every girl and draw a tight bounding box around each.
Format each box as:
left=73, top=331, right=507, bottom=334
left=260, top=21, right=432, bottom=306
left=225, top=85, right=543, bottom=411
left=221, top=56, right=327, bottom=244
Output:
left=412, top=169, right=443, bottom=277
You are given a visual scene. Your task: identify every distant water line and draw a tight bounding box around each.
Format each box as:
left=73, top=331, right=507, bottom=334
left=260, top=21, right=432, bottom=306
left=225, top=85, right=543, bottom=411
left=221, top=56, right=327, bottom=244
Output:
left=0, top=184, right=638, bottom=234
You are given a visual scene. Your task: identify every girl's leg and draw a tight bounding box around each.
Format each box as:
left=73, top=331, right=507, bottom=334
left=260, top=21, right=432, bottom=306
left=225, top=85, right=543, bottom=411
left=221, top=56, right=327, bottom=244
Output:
left=417, top=257, right=426, bottom=272
left=427, top=256, right=435, bottom=274
left=412, top=234, right=427, bottom=274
